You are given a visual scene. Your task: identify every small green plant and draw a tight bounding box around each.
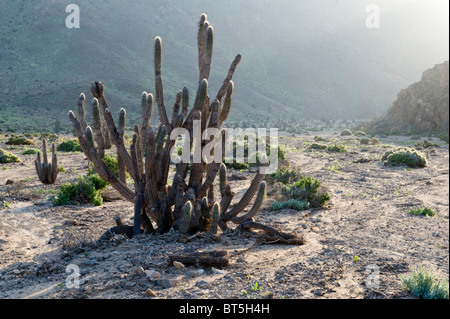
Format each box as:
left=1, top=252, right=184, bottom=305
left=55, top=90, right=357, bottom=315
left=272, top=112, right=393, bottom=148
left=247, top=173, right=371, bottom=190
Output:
left=382, top=147, right=427, bottom=168
left=22, top=148, right=41, bottom=155
left=353, top=256, right=360, bottom=262
left=0, top=149, right=21, bottom=163
left=415, top=140, right=440, bottom=149
left=251, top=282, right=259, bottom=291
left=281, top=176, right=330, bottom=208
left=57, top=139, right=82, bottom=152
left=400, top=266, right=449, bottom=299
left=360, top=137, right=370, bottom=145
left=241, top=289, right=248, bottom=296
left=52, top=174, right=108, bottom=206
left=327, top=144, right=347, bottom=153
left=266, top=167, right=303, bottom=185
left=272, top=199, right=310, bottom=211
left=408, top=207, right=437, bottom=217
left=5, top=135, right=34, bottom=146
left=309, top=143, right=327, bottom=150
left=340, top=129, right=353, bottom=136
left=2, top=166, right=6, bottom=170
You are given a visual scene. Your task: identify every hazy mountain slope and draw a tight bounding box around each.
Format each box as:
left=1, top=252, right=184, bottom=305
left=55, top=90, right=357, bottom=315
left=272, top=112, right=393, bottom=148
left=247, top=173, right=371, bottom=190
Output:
left=360, top=61, right=449, bottom=134
left=0, top=0, right=448, bottom=132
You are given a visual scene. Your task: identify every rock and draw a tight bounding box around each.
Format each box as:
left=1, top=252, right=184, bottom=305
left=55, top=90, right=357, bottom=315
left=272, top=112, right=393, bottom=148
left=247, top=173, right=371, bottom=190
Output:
left=361, top=61, right=449, bottom=134
left=173, top=261, right=185, bottom=269
left=144, top=288, right=157, bottom=297
left=124, top=281, right=136, bottom=290
left=145, top=269, right=161, bottom=281
left=130, top=266, right=145, bottom=277
left=195, top=280, right=210, bottom=289
left=156, top=278, right=179, bottom=289
left=186, top=269, right=204, bottom=278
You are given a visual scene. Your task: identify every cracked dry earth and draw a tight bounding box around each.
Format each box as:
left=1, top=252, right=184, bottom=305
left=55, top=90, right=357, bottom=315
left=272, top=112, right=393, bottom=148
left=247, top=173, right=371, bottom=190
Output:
left=0, top=133, right=448, bottom=299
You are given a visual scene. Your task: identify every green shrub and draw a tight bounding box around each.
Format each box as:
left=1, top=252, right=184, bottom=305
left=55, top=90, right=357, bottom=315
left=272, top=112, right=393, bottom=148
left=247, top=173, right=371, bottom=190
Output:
left=340, top=129, right=353, bottom=136
left=309, top=143, right=327, bottom=150
left=369, top=137, right=380, bottom=145
left=314, top=136, right=327, bottom=142
left=272, top=199, right=310, bottom=211
left=327, top=144, right=347, bottom=153
left=22, top=148, right=41, bottom=155
left=0, top=149, right=21, bottom=163
left=266, top=167, right=303, bottom=185
left=360, top=138, right=370, bottom=145
left=57, top=139, right=82, bottom=152
left=52, top=174, right=108, bottom=206
left=408, top=207, right=437, bottom=217
left=401, top=266, right=449, bottom=299
left=5, top=135, right=34, bottom=146
left=382, top=147, right=427, bottom=168
left=415, top=140, right=440, bottom=149
left=354, top=131, right=366, bottom=137
left=282, top=176, right=330, bottom=208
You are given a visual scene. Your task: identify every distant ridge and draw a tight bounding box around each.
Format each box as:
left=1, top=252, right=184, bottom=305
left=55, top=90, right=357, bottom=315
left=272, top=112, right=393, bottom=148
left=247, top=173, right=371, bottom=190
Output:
left=358, top=61, right=449, bottom=135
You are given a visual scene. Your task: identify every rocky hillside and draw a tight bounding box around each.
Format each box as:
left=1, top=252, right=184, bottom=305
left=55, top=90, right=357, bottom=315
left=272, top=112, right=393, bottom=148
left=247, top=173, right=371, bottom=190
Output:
left=359, top=61, right=449, bottom=135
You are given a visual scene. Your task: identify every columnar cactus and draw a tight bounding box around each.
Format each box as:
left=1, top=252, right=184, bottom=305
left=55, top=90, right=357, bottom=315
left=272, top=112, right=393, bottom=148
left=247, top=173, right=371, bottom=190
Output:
left=68, top=14, right=300, bottom=243
left=35, top=139, right=59, bottom=184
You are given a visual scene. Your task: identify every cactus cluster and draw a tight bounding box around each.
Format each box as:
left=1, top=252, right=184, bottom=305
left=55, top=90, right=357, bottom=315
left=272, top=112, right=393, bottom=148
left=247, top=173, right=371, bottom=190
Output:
left=35, top=140, right=59, bottom=184
left=68, top=14, right=299, bottom=242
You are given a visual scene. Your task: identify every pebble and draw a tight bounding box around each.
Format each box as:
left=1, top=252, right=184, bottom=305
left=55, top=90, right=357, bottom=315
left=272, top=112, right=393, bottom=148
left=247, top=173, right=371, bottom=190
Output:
left=124, top=281, right=136, bottom=290
left=145, top=270, right=161, bottom=281
left=144, top=288, right=157, bottom=297
left=130, top=266, right=145, bottom=277
left=195, top=280, right=210, bottom=289
left=173, top=261, right=185, bottom=269
left=156, top=278, right=179, bottom=289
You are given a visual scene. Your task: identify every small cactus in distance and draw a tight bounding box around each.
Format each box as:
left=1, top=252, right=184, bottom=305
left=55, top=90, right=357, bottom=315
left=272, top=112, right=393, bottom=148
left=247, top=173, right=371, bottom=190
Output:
left=35, top=139, right=59, bottom=184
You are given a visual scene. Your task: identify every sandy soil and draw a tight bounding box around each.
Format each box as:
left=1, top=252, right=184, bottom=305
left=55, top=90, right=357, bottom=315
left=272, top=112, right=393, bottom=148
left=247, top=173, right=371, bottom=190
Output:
left=0, top=133, right=448, bottom=300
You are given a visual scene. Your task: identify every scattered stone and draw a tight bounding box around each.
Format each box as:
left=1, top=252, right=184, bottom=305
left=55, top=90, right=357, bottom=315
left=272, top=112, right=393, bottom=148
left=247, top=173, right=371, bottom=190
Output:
left=130, top=266, right=145, bottom=277
left=124, top=281, right=136, bottom=290
left=173, top=261, right=185, bottom=269
left=144, top=288, right=157, bottom=297
left=145, top=270, right=161, bottom=281
left=195, top=280, right=210, bottom=289
left=156, top=278, right=179, bottom=289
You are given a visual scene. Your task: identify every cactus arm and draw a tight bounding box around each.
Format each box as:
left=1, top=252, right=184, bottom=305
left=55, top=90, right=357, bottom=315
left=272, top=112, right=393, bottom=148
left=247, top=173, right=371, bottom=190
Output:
left=92, top=98, right=106, bottom=158
left=180, top=201, right=193, bottom=234
left=216, top=54, right=241, bottom=102
left=232, top=182, right=266, bottom=224
left=154, top=37, right=170, bottom=127
left=209, top=202, right=220, bottom=235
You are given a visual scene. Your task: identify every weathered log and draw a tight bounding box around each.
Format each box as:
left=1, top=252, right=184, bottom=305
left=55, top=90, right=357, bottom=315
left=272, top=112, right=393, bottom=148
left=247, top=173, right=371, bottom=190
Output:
left=168, top=250, right=229, bottom=268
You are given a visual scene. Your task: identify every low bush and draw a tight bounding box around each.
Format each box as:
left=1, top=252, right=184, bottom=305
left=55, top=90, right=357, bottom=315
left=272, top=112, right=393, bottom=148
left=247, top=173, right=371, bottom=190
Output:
left=281, top=176, right=330, bottom=208
left=22, top=148, right=41, bottom=155
left=0, top=149, right=21, bottom=163
left=408, top=207, right=437, bottom=217
left=415, top=140, right=440, bottom=149
left=52, top=174, right=108, bottom=206
left=57, top=139, right=82, bottom=152
left=401, top=266, right=449, bottom=299
left=340, top=129, right=353, bottom=136
left=382, top=147, right=427, bottom=168
left=272, top=199, right=310, bottom=211
left=5, top=135, right=34, bottom=146
left=354, top=131, right=366, bottom=137
left=326, top=144, right=347, bottom=153
left=266, top=166, right=303, bottom=185
left=309, top=143, right=327, bottom=150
